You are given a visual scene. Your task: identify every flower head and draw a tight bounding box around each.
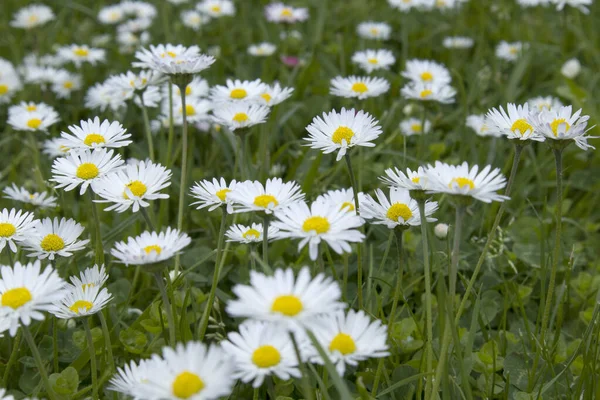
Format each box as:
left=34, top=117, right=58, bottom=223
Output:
left=25, top=217, right=89, bottom=260
left=356, top=22, right=391, bottom=40
left=0, top=208, right=39, bottom=253
left=485, top=103, right=544, bottom=141
left=111, top=228, right=191, bottom=266
left=190, top=178, right=237, bottom=212
left=3, top=184, right=58, bottom=209
left=229, top=178, right=305, bottom=214
left=351, top=49, right=395, bottom=73
left=226, top=223, right=280, bottom=244
left=51, top=285, right=112, bottom=319
left=401, top=80, right=456, bottom=104
left=529, top=105, right=596, bottom=150
left=212, top=103, right=270, bottom=131
left=330, top=76, right=390, bottom=99
left=59, top=117, right=132, bottom=152
left=359, top=188, right=438, bottom=229
left=265, top=3, right=309, bottom=23
left=11, top=4, right=55, bottom=29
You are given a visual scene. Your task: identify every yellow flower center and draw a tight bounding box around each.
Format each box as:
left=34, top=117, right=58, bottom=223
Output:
left=210, top=5, right=221, bottom=12
left=410, top=123, right=422, bottom=133
left=509, top=47, right=518, bottom=55
left=329, top=333, right=357, bottom=355
left=59, top=145, right=70, bottom=153
left=369, top=28, right=378, bottom=35
left=386, top=203, right=413, bottom=223
left=261, top=93, right=272, bottom=103
left=550, top=118, right=570, bottom=136
left=271, top=295, right=303, bottom=316
left=40, top=234, right=65, bottom=252
left=2, top=287, right=32, bottom=309
left=230, top=88, right=248, bottom=99
left=252, top=345, right=281, bottom=368
left=27, top=118, right=42, bottom=129
left=69, top=300, right=93, bottom=314
left=243, top=228, right=261, bottom=239
left=420, top=72, right=433, bottom=81
left=0, top=85, right=8, bottom=95
left=28, top=15, right=39, bottom=23
left=183, top=104, right=196, bottom=116
left=26, top=105, right=37, bottom=111
left=332, top=126, right=354, bottom=145
left=510, top=119, right=533, bottom=136
left=215, top=188, right=230, bottom=201
left=232, top=113, right=249, bottom=123
left=411, top=177, right=420, bottom=183
left=367, top=58, right=378, bottom=64
left=0, top=223, right=16, bottom=237
left=185, top=86, right=192, bottom=96
left=253, top=194, right=279, bottom=209
left=172, top=371, right=205, bottom=399
left=420, top=89, right=433, bottom=98
left=74, top=48, right=89, bottom=57
left=161, top=51, right=177, bottom=58
left=124, top=180, right=147, bottom=199
left=83, top=134, right=105, bottom=146
left=351, top=82, right=368, bottom=93
left=76, top=163, right=99, bottom=180
left=82, top=283, right=95, bottom=290
left=144, top=245, right=162, bottom=254
left=340, top=202, right=355, bottom=212
left=302, top=216, right=330, bottom=234
left=63, top=81, right=74, bottom=89
left=281, top=8, right=293, bottom=17
left=450, top=177, right=475, bottom=190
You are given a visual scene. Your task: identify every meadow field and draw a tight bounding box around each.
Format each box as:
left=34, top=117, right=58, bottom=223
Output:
left=0, top=0, right=599, bottom=399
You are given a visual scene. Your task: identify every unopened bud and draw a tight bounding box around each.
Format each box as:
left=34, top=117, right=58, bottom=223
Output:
left=434, top=223, right=449, bottom=239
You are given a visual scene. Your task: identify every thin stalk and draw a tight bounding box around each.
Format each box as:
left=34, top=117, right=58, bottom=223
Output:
left=344, top=153, right=364, bottom=309
left=165, top=84, right=175, bottom=167
left=371, top=358, right=385, bottom=398
left=28, top=132, right=46, bottom=189
left=290, top=332, right=315, bottom=400
left=140, top=95, right=155, bottom=161
left=154, top=271, right=176, bottom=345
left=140, top=207, right=155, bottom=231
left=449, top=206, right=466, bottom=308
left=89, top=191, right=104, bottom=265
left=342, top=254, right=349, bottom=302
left=455, top=145, right=523, bottom=323
left=418, top=198, right=434, bottom=399
left=253, top=388, right=259, bottom=400
left=98, top=311, right=115, bottom=373
left=53, top=318, right=58, bottom=372
left=84, top=318, right=98, bottom=400
left=540, top=148, right=564, bottom=344
left=387, top=229, right=405, bottom=327
left=198, top=208, right=227, bottom=340
left=175, top=83, right=189, bottom=274
left=22, top=325, right=58, bottom=400
left=2, top=330, right=22, bottom=385
left=262, top=215, right=270, bottom=267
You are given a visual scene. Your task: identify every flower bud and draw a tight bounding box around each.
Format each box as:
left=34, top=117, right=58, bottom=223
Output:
left=434, top=223, right=449, bottom=239
left=561, top=58, right=581, bottom=79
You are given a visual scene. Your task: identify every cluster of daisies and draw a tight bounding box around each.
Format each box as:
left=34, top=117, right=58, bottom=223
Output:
left=97, top=0, right=157, bottom=53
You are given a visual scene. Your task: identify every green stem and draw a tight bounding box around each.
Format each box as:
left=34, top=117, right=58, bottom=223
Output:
left=22, top=325, right=58, bottom=400
left=175, top=83, right=189, bottom=274
left=418, top=199, right=434, bottom=399
left=84, top=319, right=98, bottom=400
left=165, top=84, right=175, bottom=167
left=262, top=215, right=270, bottom=267
left=140, top=207, right=155, bottom=231
left=28, top=132, right=46, bottom=190
left=89, top=191, right=104, bottom=266
left=387, top=229, right=405, bottom=327
left=290, top=332, right=315, bottom=400
left=154, top=271, right=176, bottom=345
left=371, top=358, right=385, bottom=398
left=344, top=153, right=364, bottom=309
left=140, top=95, right=155, bottom=161
left=253, top=388, right=259, bottom=400
left=449, top=205, right=465, bottom=308
left=98, top=311, right=115, bottom=373
left=2, top=330, right=21, bottom=386
left=198, top=208, right=227, bottom=340
left=52, top=318, right=58, bottom=373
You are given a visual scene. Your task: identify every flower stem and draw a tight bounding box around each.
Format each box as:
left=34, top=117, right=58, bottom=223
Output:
left=84, top=318, right=98, bottom=400
left=198, top=208, right=227, bottom=340
left=89, top=191, right=104, bottom=266
left=290, top=332, right=315, bottom=400
left=387, top=228, right=405, bottom=327
left=262, top=215, right=270, bottom=267
left=306, top=330, right=353, bottom=400
left=98, top=311, right=115, bottom=373
left=449, top=205, right=465, bottom=307
left=165, top=83, right=175, bottom=167
left=22, top=324, right=58, bottom=400
left=174, top=83, right=189, bottom=274
left=140, top=207, right=155, bottom=231
left=28, top=132, right=46, bottom=190
left=154, top=271, right=176, bottom=345
left=344, top=153, right=364, bottom=309
left=140, top=95, right=155, bottom=161
left=2, top=330, right=21, bottom=386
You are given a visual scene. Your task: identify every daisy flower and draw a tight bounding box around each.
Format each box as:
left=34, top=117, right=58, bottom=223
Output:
left=25, top=217, right=89, bottom=260
left=485, top=103, right=544, bottom=141
left=68, top=264, right=108, bottom=290
left=351, top=49, right=395, bottom=73
left=402, top=59, right=452, bottom=86
left=85, top=82, right=125, bottom=112
left=108, top=359, right=155, bottom=398
left=517, top=0, right=551, bottom=6
left=10, top=4, right=55, bottom=29
left=56, top=44, right=106, bottom=67
left=7, top=105, right=59, bottom=132
left=273, top=200, right=365, bottom=260
left=442, top=36, right=474, bottom=49
left=8, top=101, right=56, bottom=115
left=248, top=42, right=277, bottom=57
left=0, top=260, right=67, bottom=336
left=554, top=0, right=592, bottom=13
left=190, top=178, right=238, bottom=212
left=388, top=0, right=426, bottom=11
left=330, top=76, right=390, bottom=99
left=58, top=117, right=132, bottom=152
left=50, top=70, right=82, bottom=98
left=225, top=223, right=280, bottom=244
left=111, top=228, right=191, bottom=266
left=3, top=184, right=58, bottom=209
left=222, top=320, right=302, bottom=387
left=210, top=79, right=267, bottom=104
left=181, top=10, right=210, bottom=30
left=359, top=188, right=438, bottom=229
left=380, top=166, right=429, bottom=191
left=258, top=82, right=294, bottom=106
left=51, top=285, right=112, bottom=319
left=171, top=97, right=213, bottom=125
left=356, top=22, right=391, bottom=40
left=212, top=103, right=270, bottom=131
left=168, top=76, right=210, bottom=99
left=401, top=81, right=456, bottom=104
left=466, top=114, right=501, bottom=137
left=400, top=118, right=432, bottom=136
left=0, top=73, right=23, bottom=105
left=527, top=96, right=563, bottom=112
left=51, top=149, right=124, bottom=195
left=43, top=138, right=71, bottom=158
left=92, top=160, right=172, bottom=213
left=529, top=105, right=596, bottom=150
left=561, top=58, right=581, bottom=79
left=425, top=161, right=509, bottom=203
left=98, top=4, right=125, bottom=24
left=308, top=310, right=389, bottom=376
left=0, top=208, right=39, bottom=253
left=265, top=3, right=309, bottom=23
left=134, top=44, right=214, bottom=75
left=495, top=41, right=525, bottom=62
left=315, top=188, right=357, bottom=213
left=228, top=178, right=305, bottom=215
left=226, top=266, right=346, bottom=330
left=305, top=108, right=382, bottom=161
left=197, top=0, right=236, bottom=17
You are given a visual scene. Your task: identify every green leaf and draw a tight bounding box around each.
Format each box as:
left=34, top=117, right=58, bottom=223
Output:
left=119, top=328, right=148, bottom=354
left=49, top=366, right=79, bottom=395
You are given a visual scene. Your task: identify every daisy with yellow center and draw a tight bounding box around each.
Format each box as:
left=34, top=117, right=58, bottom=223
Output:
left=225, top=223, right=280, bottom=244
left=400, top=117, right=432, bottom=136
left=228, top=178, right=304, bottom=215
left=402, top=59, right=452, bottom=85
left=530, top=105, right=596, bottom=150
left=68, top=265, right=108, bottom=291
left=212, top=103, right=271, bottom=131
left=357, top=22, right=391, bottom=40
left=111, top=227, right=191, bottom=266
left=315, top=188, right=358, bottom=214
left=265, top=3, right=309, bottom=23
left=248, top=42, right=277, bottom=57
left=197, top=0, right=236, bottom=17
left=485, top=103, right=544, bottom=141
left=25, top=217, right=89, bottom=261
left=133, top=43, right=214, bottom=75
left=57, top=44, right=106, bottom=67
left=191, top=178, right=237, bottom=212
left=351, top=49, right=396, bottom=73
left=466, top=114, right=503, bottom=138
left=7, top=102, right=60, bottom=132
left=50, top=284, right=112, bottom=319
left=59, top=117, right=132, bottom=151
left=360, top=188, right=438, bottom=229
left=0, top=208, right=39, bottom=253
left=401, top=80, right=456, bottom=104
left=10, top=4, right=55, bottom=29
left=495, top=41, right=525, bottom=62
left=330, top=75, right=390, bottom=99
left=210, top=78, right=267, bottom=104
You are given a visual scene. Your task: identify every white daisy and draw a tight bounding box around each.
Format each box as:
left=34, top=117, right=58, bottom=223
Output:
left=210, top=78, right=267, bottom=104
left=92, top=160, right=172, bottom=213
left=308, top=309, right=389, bottom=376
left=0, top=261, right=67, bottom=336
left=190, top=178, right=238, bottom=212
left=226, top=266, right=346, bottom=330
left=400, top=117, right=432, bottom=136
left=351, top=49, right=395, bottom=73
left=10, top=4, right=55, bottom=29
left=212, top=103, right=270, bottom=131
left=58, top=117, right=132, bottom=152
left=228, top=178, right=305, bottom=215
left=359, top=188, right=438, bottom=229
left=425, top=161, right=509, bottom=203
left=401, top=81, right=456, bottom=104
left=225, top=223, right=280, bottom=244
left=111, top=227, right=191, bottom=266
left=139, top=341, right=235, bottom=400
left=98, top=4, right=125, bottom=24
left=197, top=0, right=236, bottom=17
left=529, top=105, right=597, bottom=150
left=51, top=149, right=124, bottom=195
left=402, top=59, right=452, bottom=85
left=85, top=82, right=125, bottom=112
left=264, top=3, right=309, bottom=23
left=50, top=70, right=82, bottom=98
left=222, top=320, right=302, bottom=387
left=466, top=114, right=502, bottom=137
left=56, top=44, right=106, bottom=67
left=356, top=22, right=391, bottom=40
left=51, top=285, right=112, bottom=319
left=380, top=166, right=429, bottom=192
left=181, top=10, right=210, bottom=30
left=171, top=97, right=213, bottom=125
left=258, top=82, right=294, bottom=106
left=517, top=0, right=551, bottom=6
left=273, top=200, right=365, bottom=260
left=388, top=0, right=426, bottom=11
left=3, top=184, right=58, bottom=209
left=561, top=58, right=581, bottom=79
left=330, top=75, right=390, bottom=99
left=495, top=41, right=525, bottom=62
left=7, top=104, right=59, bottom=132
left=108, top=359, right=155, bottom=398
left=134, top=44, right=214, bottom=75
left=68, top=264, right=108, bottom=290
left=0, top=208, right=39, bottom=253
left=485, top=103, right=544, bottom=141
left=0, top=73, right=23, bottom=105
left=315, top=188, right=357, bottom=213
left=553, top=0, right=592, bottom=14
left=442, top=36, right=474, bottom=49
left=122, top=2, right=157, bottom=19
left=527, top=96, right=563, bottom=112
left=43, top=138, right=71, bottom=159
left=305, top=108, right=383, bottom=161
left=248, top=42, right=277, bottom=57
left=25, top=217, right=89, bottom=260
